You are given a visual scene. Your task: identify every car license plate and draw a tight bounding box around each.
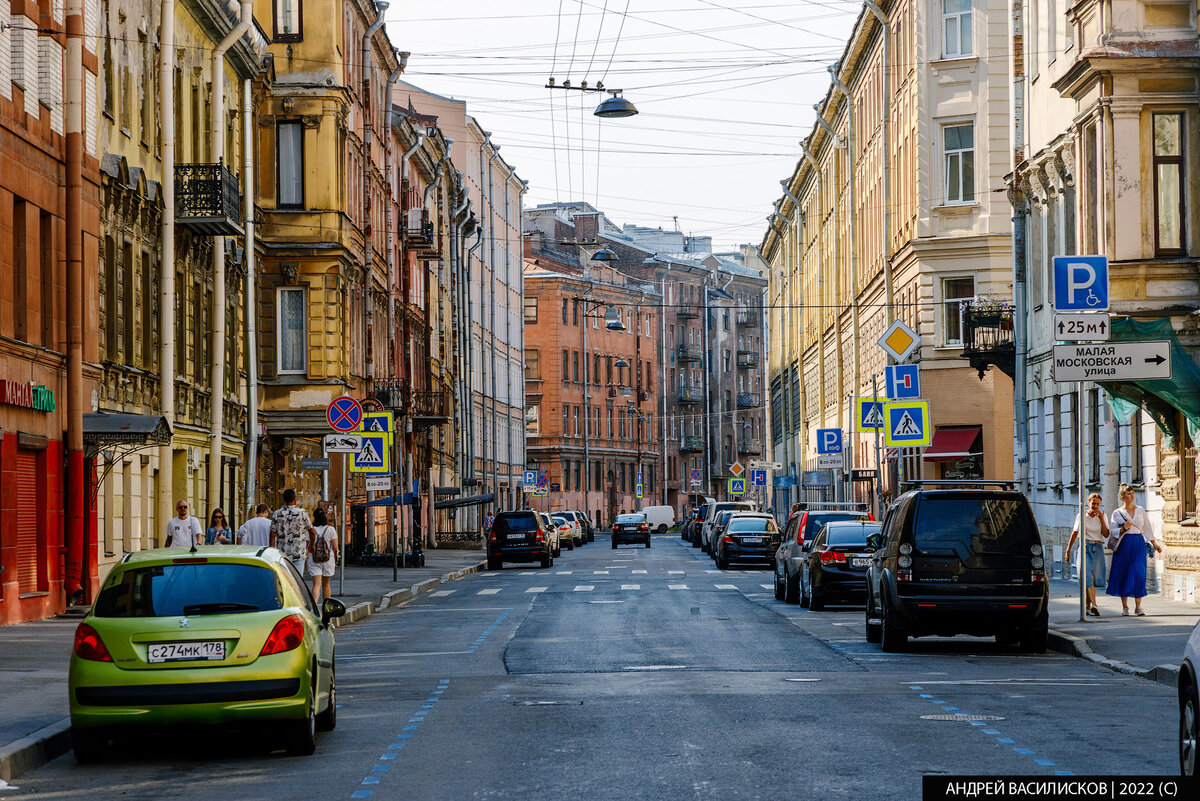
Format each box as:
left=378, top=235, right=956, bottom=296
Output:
left=740, top=537, right=765, bottom=545
left=147, top=640, right=225, bottom=663
left=507, top=533, right=525, bottom=541
left=851, top=558, right=871, bottom=568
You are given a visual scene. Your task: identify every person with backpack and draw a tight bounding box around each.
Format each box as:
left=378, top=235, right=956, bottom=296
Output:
left=307, top=506, right=338, bottom=602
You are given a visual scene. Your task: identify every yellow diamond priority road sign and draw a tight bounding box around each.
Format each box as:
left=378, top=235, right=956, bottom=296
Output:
left=878, top=319, right=921, bottom=363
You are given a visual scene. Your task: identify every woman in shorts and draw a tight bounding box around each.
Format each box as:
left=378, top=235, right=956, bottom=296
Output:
left=307, top=506, right=338, bottom=603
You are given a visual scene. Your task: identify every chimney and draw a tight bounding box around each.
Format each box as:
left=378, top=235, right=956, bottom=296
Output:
left=574, top=211, right=601, bottom=245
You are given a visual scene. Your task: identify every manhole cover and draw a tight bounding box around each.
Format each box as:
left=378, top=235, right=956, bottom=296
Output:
left=920, top=714, right=1005, bottom=722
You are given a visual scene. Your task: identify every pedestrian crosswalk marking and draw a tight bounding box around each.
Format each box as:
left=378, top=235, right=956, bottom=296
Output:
left=594, top=570, right=610, bottom=575
left=520, top=571, right=538, bottom=576
left=668, top=570, right=684, bottom=575
left=573, top=585, right=594, bottom=592
left=621, top=584, right=640, bottom=590
left=715, top=584, right=737, bottom=590
left=892, top=410, right=921, bottom=437
left=759, top=584, right=773, bottom=590
left=556, top=570, right=573, bottom=575
left=632, top=569, right=648, bottom=574
left=668, top=584, right=688, bottom=590
left=477, top=588, right=501, bottom=595
left=526, top=587, right=547, bottom=594
left=430, top=590, right=455, bottom=597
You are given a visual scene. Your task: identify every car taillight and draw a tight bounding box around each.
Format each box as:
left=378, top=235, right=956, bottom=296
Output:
left=722, top=535, right=733, bottom=544
left=819, top=551, right=846, bottom=564
left=488, top=530, right=497, bottom=543
left=535, top=528, right=544, bottom=542
left=74, top=623, right=112, bottom=662
left=172, top=557, right=208, bottom=564
left=260, top=614, right=306, bottom=656
left=612, top=524, right=619, bottom=531
left=897, top=570, right=913, bottom=582
left=638, top=523, right=648, bottom=530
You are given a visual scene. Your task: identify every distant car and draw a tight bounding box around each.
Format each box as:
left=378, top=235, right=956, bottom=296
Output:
left=1181, top=618, right=1200, bottom=775
left=774, top=507, right=871, bottom=605
left=69, top=546, right=345, bottom=762
left=865, top=487, right=1048, bottom=652
left=687, top=504, right=710, bottom=546
left=536, top=511, right=562, bottom=557
left=713, top=513, right=781, bottom=570
left=612, top=513, right=651, bottom=548
left=565, top=510, right=594, bottom=543
left=701, top=502, right=756, bottom=554
left=706, top=509, right=740, bottom=557
left=487, top=510, right=553, bottom=569
left=798, top=521, right=882, bottom=610
left=640, top=505, right=676, bottom=534
left=551, top=513, right=581, bottom=550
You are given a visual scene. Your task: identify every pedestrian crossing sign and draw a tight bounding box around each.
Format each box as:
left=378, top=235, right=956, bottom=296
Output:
left=883, top=400, right=931, bottom=447
left=350, top=432, right=390, bottom=473
left=361, top=411, right=394, bottom=444
left=855, top=398, right=885, bottom=432
left=728, top=477, right=746, bottom=496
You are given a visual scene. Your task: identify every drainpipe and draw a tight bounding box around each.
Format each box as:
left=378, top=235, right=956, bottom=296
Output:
left=780, top=182, right=802, bottom=488
left=448, top=178, right=470, bottom=481
left=466, top=222, right=484, bottom=491
left=477, top=133, right=492, bottom=501
left=486, top=146, right=501, bottom=511
left=1010, top=0, right=1029, bottom=484
left=157, top=0, right=177, bottom=541
left=827, top=70, right=861, bottom=400
left=382, top=49, right=406, bottom=559
left=717, top=272, right=734, bottom=483
left=396, top=114, right=422, bottom=552
left=659, top=263, right=673, bottom=505
left=208, top=0, right=253, bottom=517
left=800, top=142, right=828, bottom=431
left=243, top=77, right=259, bottom=509
left=362, top=3, right=389, bottom=386
left=65, top=0, right=85, bottom=601
left=863, top=0, right=894, bottom=321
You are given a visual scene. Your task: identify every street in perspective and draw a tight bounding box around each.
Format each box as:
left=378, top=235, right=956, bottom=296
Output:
left=1, top=1, right=1199, bottom=800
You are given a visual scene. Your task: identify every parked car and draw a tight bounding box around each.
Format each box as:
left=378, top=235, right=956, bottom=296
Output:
left=687, top=504, right=710, bottom=546
left=799, top=521, right=882, bottom=610
left=612, top=513, right=651, bottom=548
left=551, top=513, right=581, bottom=551
left=640, top=505, right=676, bottom=533
left=565, top=510, right=594, bottom=543
left=864, top=486, right=1049, bottom=653
left=487, top=510, right=554, bottom=569
left=774, top=506, right=871, bottom=604
left=536, top=511, right=562, bottom=557
left=69, top=546, right=345, bottom=762
left=1181, top=618, right=1200, bottom=775
left=700, top=502, right=756, bottom=554
left=706, top=509, right=740, bottom=557
left=713, top=513, right=781, bottom=570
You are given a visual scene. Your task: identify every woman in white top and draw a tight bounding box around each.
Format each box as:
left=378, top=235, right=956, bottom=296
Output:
left=1065, top=492, right=1108, bottom=616
left=306, top=506, right=339, bottom=603
left=1107, top=483, right=1163, bottom=615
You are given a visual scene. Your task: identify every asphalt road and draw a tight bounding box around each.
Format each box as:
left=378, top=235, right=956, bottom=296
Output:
left=2, top=536, right=1180, bottom=800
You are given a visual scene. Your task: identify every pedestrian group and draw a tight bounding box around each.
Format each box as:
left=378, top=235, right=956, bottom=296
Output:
left=1066, top=483, right=1163, bottom=617
left=162, top=487, right=339, bottom=602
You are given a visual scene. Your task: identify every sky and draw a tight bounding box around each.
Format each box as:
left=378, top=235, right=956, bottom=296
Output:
left=385, top=0, right=862, bottom=251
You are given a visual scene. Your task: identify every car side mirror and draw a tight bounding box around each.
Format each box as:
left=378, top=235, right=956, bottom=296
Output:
left=321, top=597, right=347, bottom=626
left=865, top=534, right=882, bottom=551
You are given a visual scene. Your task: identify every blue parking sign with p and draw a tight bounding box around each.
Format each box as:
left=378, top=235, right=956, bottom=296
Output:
left=1052, top=255, right=1108, bottom=311
left=523, top=470, right=537, bottom=486
left=817, top=428, right=843, bottom=454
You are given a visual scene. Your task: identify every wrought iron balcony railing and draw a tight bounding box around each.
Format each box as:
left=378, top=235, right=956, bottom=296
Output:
left=736, top=393, right=761, bottom=409
left=678, top=385, right=703, bottom=404
left=736, top=310, right=760, bottom=327
left=175, top=161, right=243, bottom=236
left=676, top=343, right=703, bottom=363
left=960, top=299, right=1016, bottom=379
left=738, top=439, right=763, bottom=455
left=367, top=379, right=452, bottom=424
left=736, top=350, right=759, bottom=369
left=677, top=305, right=701, bottom=319
left=680, top=434, right=704, bottom=452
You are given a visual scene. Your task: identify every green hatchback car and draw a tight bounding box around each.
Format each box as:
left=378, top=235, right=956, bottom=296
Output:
left=69, top=546, right=345, bottom=761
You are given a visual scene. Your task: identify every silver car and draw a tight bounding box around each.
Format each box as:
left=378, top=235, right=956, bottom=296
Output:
left=1181, top=618, right=1200, bottom=775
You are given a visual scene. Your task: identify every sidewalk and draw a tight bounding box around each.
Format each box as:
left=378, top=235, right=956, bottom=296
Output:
left=0, top=548, right=485, bottom=782
left=1047, top=573, right=1200, bottom=687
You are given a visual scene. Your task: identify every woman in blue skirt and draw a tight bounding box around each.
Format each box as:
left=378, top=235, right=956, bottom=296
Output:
left=1107, top=484, right=1163, bottom=615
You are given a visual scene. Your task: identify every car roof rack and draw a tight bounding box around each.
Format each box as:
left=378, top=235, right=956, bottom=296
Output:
left=899, top=480, right=1017, bottom=491
left=796, top=502, right=870, bottom=511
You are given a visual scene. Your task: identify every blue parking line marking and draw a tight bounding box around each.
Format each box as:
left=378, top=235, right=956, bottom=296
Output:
left=379, top=753, right=396, bottom=761
left=1034, top=759, right=1056, bottom=767
left=408, top=718, right=422, bottom=724
left=909, top=686, right=923, bottom=691
left=1055, top=771, right=1074, bottom=776
left=1014, top=748, right=1036, bottom=755
left=351, top=680, right=450, bottom=799
left=420, top=704, right=434, bottom=709
left=981, top=729, right=1000, bottom=735
left=371, top=765, right=389, bottom=773
left=941, top=706, right=958, bottom=712
left=361, top=777, right=381, bottom=785
left=403, top=725, right=419, bottom=731
left=395, top=733, right=413, bottom=740
left=919, top=693, right=933, bottom=698
left=996, top=738, right=1016, bottom=745
left=351, top=792, right=372, bottom=799
left=387, top=742, right=406, bottom=751
left=969, top=722, right=986, bottom=727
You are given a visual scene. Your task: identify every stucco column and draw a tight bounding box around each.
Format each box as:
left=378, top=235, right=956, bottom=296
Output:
left=1108, top=102, right=1143, bottom=262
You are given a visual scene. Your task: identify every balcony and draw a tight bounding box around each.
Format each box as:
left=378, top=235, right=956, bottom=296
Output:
left=736, top=350, right=759, bottom=369
left=960, top=299, right=1015, bottom=380
left=367, top=379, right=453, bottom=428
left=403, top=182, right=438, bottom=256
left=677, top=305, right=700, bottom=319
left=680, top=434, right=704, bottom=453
left=677, top=343, right=703, bottom=363
left=738, top=439, right=763, bottom=455
left=175, top=162, right=242, bottom=236
left=736, top=393, right=760, bottom=409
left=736, top=310, right=760, bottom=327
left=678, top=385, right=703, bottom=405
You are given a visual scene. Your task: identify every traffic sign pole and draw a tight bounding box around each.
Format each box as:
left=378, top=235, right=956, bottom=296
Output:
left=873, top=374, right=883, bottom=517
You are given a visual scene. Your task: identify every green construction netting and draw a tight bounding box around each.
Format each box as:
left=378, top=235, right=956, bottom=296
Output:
left=1097, top=317, right=1200, bottom=448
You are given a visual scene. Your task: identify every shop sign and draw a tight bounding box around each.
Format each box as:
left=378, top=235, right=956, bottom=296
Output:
left=1, top=381, right=55, bottom=412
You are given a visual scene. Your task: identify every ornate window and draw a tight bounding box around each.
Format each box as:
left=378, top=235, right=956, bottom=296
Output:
left=1153, top=113, right=1185, bottom=255
left=277, top=287, right=307, bottom=374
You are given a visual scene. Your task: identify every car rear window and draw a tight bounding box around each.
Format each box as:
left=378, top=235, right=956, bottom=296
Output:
left=494, top=513, right=538, bottom=533
left=913, top=496, right=1037, bottom=553
left=824, top=524, right=881, bottom=546
left=728, top=518, right=778, bottom=533
left=93, top=563, right=282, bottom=618
left=804, top=513, right=865, bottom=538
left=616, top=514, right=644, bottom=524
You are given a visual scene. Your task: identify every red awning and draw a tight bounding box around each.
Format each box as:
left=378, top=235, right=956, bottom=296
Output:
left=923, top=427, right=982, bottom=463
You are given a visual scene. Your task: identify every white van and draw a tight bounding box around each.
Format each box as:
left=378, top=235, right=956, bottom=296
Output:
left=639, top=505, right=676, bottom=533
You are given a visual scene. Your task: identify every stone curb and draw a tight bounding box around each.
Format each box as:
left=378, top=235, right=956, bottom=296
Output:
left=0, top=719, right=71, bottom=783
left=1047, top=627, right=1180, bottom=688
left=0, top=560, right=487, bottom=782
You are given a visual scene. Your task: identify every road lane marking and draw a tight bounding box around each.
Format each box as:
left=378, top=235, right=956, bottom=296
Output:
left=622, top=584, right=640, bottom=590
left=430, top=590, right=455, bottom=597
left=556, top=570, right=574, bottom=574
left=668, top=570, right=684, bottom=574
left=668, top=584, right=689, bottom=590
left=477, top=588, right=502, bottom=595
left=526, top=587, right=548, bottom=593
left=632, top=569, right=648, bottom=574
left=573, top=585, right=595, bottom=592
left=715, top=584, right=737, bottom=590
left=759, top=584, right=773, bottom=589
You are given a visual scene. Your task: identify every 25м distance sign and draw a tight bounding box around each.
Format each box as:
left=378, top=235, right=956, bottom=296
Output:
left=1052, top=341, right=1172, bottom=382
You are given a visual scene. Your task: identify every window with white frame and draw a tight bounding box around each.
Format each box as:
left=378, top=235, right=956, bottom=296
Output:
left=943, top=122, right=975, bottom=204
left=940, top=276, right=974, bottom=345
left=277, top=287, right=307, bottom=374
left=942, top=0, right=972, bottom=58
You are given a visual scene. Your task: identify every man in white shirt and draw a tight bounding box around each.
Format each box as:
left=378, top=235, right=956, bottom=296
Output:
left=163, top=500, right=203, bottom=548
left=237, top=504, right=273, bottom=547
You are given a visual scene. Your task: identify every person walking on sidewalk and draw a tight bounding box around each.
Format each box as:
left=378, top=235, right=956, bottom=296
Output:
left=1107, top=483, right=1163, bottom=616
left=307, top=506, right=338, bottom=603
left=1066, top=492, right=1108, bottom=616
left=271, top=489, right=318, bottom=575
left=205, top=508, right=231, bottom=545
left=163, top=500, right=203, bottom=548
left=237, top=504, right=272, bottom=546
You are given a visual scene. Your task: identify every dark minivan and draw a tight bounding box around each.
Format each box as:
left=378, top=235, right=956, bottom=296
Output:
left=865, top=486, right=1048, bottom=652
left=486, top=510, right=553, bottom=570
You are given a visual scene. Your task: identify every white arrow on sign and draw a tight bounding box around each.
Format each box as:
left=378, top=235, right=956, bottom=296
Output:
left=1053, top=312, right=1111, bottom=342
left=1052, top=341, right=1172, bottom=382
left=323, top=434, right=364, bottom=453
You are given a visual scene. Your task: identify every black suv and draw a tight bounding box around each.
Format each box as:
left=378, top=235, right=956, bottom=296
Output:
left=865, top=485, right=1048, bottom=653
left=486, top=510, right=553, bottom=570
